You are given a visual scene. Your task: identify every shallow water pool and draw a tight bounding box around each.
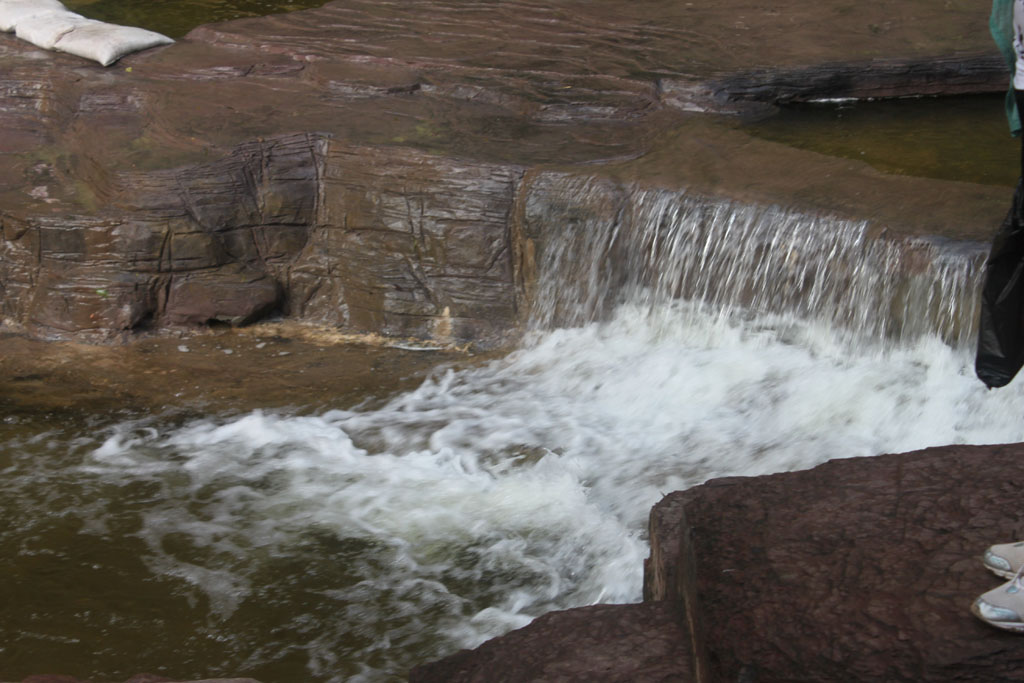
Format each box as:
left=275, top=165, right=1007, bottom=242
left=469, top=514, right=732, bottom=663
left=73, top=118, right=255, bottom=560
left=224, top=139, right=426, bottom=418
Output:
left=748, top=94, right=1019, bottom=188
left=63, top=0, right=328, bottom=39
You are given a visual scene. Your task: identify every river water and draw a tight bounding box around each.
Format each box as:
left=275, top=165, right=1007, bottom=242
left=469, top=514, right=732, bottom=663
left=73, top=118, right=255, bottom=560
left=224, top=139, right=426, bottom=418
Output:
left=3, top=178, right=1024, bottom=681
left=2, top=0, right=1018, bottom=678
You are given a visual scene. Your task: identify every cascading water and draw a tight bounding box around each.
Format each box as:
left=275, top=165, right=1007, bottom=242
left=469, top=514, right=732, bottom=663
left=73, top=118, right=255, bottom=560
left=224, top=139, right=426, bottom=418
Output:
left=529, top=174, right=983, bottom=348
left=3, top=176, right=1023, bottom=682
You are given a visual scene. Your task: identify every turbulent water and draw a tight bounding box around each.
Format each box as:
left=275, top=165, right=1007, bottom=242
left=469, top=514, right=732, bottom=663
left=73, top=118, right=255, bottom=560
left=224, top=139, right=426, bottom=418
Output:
left=4, top=179, right=1024, bottom=682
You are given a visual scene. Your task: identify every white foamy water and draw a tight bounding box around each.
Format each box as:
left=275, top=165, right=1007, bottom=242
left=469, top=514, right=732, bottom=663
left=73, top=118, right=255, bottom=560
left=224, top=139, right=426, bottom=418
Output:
left=8, top=182, right=1019, bottom=680
left=80, top=303, right=1024, bottom=680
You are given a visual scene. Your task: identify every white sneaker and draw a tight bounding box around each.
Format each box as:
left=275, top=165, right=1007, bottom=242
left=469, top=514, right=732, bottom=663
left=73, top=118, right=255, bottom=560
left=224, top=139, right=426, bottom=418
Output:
left=983, top=541, right=1024, bottom=579
left=972, top=566, right=1024, bottom=632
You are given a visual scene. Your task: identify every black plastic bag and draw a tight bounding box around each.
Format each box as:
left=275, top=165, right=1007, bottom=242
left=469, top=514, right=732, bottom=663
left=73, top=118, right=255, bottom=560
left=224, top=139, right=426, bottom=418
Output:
left=976, top=179, right=1024, bottom=388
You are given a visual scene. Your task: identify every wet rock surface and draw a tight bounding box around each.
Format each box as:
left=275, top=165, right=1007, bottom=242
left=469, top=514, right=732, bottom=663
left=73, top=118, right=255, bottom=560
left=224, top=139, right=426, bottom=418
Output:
left=1, top=131, right=524, bottom=347
left=0, top=0, right=1014, bottom=343
left=0, top=324, right=472, bottom=417
left=415, top=445, right=1024, bottom=682
left=408, top=602, right=694, bottom=683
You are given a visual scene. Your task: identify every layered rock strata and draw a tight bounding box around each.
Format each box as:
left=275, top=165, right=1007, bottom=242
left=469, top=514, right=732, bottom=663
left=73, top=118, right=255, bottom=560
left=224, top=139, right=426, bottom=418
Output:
left=0, top=0, right=1013, bottom=345
left=2, top=133, right=523, bottom=345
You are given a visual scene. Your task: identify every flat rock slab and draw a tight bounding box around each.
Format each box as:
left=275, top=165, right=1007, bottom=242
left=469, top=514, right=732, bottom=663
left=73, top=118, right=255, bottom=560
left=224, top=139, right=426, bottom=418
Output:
left=0, top=325, right=469, bottom=416
left=647, top=444, right=1024, bottom=682
left=408, top=602, right=694, bottom=682
left=189, top=0, right=996, bottom=79
left=0, top=0, right=1014, bottom=343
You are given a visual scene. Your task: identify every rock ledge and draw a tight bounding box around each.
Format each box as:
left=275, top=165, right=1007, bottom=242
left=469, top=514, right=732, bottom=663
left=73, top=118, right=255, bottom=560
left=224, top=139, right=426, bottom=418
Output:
left=414, top=444, right=1024, bottom=682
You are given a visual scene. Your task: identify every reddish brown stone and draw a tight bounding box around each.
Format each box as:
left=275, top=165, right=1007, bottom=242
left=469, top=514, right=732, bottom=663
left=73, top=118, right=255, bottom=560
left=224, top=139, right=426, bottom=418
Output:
left=416, top=445, right=1024, bottom=682
left=646, top=444, right=1024, bottom=682
left=409, top=602, right=695, bottom=682
left=0, top=0, right=1012, bottom=346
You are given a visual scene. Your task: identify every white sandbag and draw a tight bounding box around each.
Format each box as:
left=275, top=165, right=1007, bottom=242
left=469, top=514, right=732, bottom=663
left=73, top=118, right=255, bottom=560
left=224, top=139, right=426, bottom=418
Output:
left=15, top=10, right=90, bottom=50
left=0, top=0, right=68, bottom=32
left=53, top=21, right=173, bottom=66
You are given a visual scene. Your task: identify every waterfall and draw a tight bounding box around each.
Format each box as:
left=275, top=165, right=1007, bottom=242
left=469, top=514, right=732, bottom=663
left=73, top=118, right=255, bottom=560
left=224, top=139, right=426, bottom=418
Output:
left=527, top=173, right=986, bottom=350
left=4, top=174, right=1021, bottom=683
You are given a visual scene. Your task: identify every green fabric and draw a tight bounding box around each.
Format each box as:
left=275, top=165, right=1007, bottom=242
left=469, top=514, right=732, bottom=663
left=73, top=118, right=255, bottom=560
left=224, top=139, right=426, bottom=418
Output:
left=992, top=0, right=1022, bottom=136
